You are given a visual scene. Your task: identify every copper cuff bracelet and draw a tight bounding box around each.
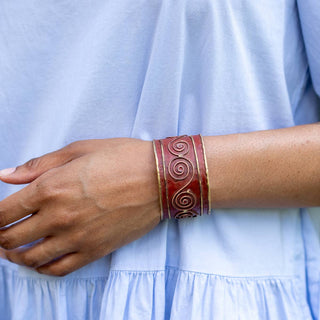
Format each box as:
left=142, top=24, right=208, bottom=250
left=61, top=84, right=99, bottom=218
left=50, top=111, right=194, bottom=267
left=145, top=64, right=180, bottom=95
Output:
left=153, top=134, right=211, bottom=220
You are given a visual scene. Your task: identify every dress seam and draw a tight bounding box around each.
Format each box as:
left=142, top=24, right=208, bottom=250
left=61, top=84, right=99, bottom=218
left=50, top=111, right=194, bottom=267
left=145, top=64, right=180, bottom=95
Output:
left=109, top=266, right=299, bottom=280
left=0, top=264, right=300, bottom=281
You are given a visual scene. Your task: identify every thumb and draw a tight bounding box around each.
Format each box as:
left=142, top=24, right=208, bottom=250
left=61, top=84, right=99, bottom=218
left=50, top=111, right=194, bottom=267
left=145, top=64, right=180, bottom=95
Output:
left=0, top=142, right=82, bottom=184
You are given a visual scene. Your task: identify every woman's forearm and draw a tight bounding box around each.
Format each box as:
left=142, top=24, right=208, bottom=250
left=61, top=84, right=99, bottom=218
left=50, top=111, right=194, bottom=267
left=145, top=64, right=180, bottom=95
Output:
left=202, top=123, right=320, bottom=208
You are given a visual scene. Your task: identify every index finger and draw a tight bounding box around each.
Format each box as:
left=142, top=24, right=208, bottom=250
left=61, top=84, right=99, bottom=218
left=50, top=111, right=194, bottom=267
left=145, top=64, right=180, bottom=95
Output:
left=0, top=181, right=42, bottom=228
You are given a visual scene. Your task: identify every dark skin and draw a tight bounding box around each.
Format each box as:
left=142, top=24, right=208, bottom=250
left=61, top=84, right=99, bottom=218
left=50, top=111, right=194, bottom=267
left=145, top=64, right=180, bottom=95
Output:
left=0, top=123, right=319, bottom=276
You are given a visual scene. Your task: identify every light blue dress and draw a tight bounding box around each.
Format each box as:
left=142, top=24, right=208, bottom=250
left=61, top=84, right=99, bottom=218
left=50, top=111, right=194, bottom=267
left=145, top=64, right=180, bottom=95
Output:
left=0, top=1, right=320, bottom=319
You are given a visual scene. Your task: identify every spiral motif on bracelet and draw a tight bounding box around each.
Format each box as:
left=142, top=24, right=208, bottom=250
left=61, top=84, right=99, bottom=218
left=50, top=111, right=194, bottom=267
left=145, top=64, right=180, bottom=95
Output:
left=175, top=211, right=198, bottom=219
left=168, top=137, right=189, bottom=156
left=168, top=158, right=192, bottom=181
left=172, top=189, right=196, bottom=211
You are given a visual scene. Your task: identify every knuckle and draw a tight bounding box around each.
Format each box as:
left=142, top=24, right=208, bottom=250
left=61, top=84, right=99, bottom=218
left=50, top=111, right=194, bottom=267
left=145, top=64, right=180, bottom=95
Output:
left=65, top=141, right=80, bottom=153
left=24, top=157, right=42, bottom=170
left=67, top=141, right=79, bottom=148
left=40, top=184, right=54, bottom=199
left=0, top=233, right=14, bottom=250
left=63, top=214, right=76, bottom=228
left=36, top=180, right=61, bottom=201
left=36, top=184, right=51, bottom=200
left=51, top=212, right=74, bottom=230
left=69, top=231, right=85, bottom=248
left=64, top=140, right=88, bottom=158
left=51, top=218, right=65, bottom=230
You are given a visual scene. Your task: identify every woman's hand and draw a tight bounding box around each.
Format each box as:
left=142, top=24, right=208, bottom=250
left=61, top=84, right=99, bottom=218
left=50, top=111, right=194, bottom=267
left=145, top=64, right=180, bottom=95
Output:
left=0, top=138, right=160, bottom=276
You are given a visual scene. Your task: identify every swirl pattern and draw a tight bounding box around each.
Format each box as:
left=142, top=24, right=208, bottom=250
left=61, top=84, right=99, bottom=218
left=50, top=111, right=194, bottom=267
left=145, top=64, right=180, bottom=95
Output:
left=172, top=190, right=196, bottom=211
left=175, top=211, right=198, bottom=219
left=168, top=158, right=191, bottom=181
left=168, top=137, right=189, bottom=156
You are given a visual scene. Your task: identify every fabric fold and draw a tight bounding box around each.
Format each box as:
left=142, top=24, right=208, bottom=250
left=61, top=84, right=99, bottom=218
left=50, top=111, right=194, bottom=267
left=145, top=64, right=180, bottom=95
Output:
left=297, top=0, right=320, bottom=96
left=1, top=265, right=310, bottom=320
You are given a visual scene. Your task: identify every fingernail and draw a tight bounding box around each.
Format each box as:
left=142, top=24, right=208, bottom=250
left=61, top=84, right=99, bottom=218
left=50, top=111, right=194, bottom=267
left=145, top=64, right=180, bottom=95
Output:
left=0, top=167, right=16, bottom=176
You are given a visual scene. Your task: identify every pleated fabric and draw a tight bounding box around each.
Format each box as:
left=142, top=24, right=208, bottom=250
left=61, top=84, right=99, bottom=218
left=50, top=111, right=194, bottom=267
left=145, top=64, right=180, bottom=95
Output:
left=0, top=263, right=314, bottom=320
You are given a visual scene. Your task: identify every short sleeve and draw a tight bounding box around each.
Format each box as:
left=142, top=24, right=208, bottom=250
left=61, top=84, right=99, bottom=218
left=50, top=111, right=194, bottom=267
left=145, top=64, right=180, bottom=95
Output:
left=297, top=0, right=320, bottom=97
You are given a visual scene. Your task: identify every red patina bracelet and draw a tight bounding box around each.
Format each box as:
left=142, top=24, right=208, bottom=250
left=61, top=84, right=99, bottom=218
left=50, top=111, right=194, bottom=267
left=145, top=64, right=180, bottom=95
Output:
left=153, top=135, right=211, bottom=220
